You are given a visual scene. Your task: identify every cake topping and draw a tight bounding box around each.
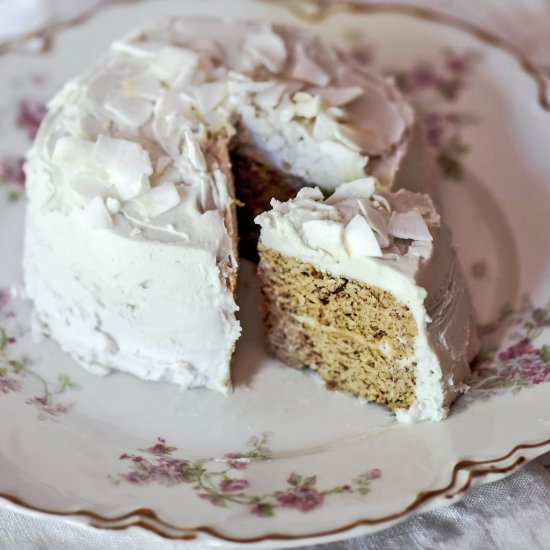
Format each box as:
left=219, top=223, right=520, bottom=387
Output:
left=388, top=210, right=432, bottom=242
left=254, top=82, right=288, bottom=109
left=105, top=95, right=153, bottom=127
left=129, top=181, right=181, bottom=219
left=291, top=42, right=330, bottom=86
left=344, top=214, right=383, bottom=257
left=362, top=201, right=391, bottom=248
left=106, top=197, right=121, bottom=214
left=52, top=135, right=152, bottom=204
left=302, top=220, right=343, bottom=256
left=123, top=75, right=163, bottom=100
left=326, top=177, right=376, bottom=203
left=242, top=26, right=287, bottom=72
left=94, top=136, right=153, bottom=200
left=194, top=81, right=228, bottom=113
left=183, top=131, right=207, bottom=171
left=292, top=92, right=324, bottom=118
left=310, top=86, right=363, bottom=106
left=31, top=18, right=414, bottom=248
left=256, top=182, right=440, bottom=263
left=82, top=196, right=113, bottom=229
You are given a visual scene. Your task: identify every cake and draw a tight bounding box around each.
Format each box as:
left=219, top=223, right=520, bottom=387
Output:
left=23, top=18, right=414, bottom=394
left=255, top=181, right=479, bottom=422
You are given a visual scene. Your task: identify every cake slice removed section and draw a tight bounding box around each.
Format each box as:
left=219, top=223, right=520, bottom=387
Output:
left=255, top=180, right=479, bottom=422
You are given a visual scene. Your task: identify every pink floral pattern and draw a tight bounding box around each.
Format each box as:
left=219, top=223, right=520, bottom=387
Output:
left=276, top=486, right=324, bottom=512
left=16, top=99, right=47, bottom=140
left=0, top=376, right=21, bottom=395
left=468, top=298, right=550, bottom=396
left=352, top=47, right=477, bottom=181
left=0, top=288, right=77, bottom=419
left=391, top=50, right=479, bottom=101
left=387, top=49, right=480, bottom=181
left=0, top=289, right=10, bottom=310
left=0, top=157, right=25, bottom=187
left=344, top=36, right=479, bottom=182
left=0, top=156, right=26, bottom=203
left=116, top=433, right=382, bottom=517
left=1, top=90, right=46, bottom=203
left=420, top=111, right=475, bottom=180
left=219, top=478, right=250, bottom=492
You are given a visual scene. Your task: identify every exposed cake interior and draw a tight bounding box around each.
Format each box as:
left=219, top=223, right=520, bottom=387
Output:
left=231, top=152, right=308, bottom=261
left=258, top=246, right=418, bottom=409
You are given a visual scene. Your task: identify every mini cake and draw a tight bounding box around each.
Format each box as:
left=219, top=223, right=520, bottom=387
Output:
left=23, top=18, right=414, bottom=393
left=255, top=181, right=479, bottom=422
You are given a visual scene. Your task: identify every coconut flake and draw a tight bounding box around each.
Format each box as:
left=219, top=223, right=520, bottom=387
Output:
left=52, top=136, right=95, bottom=164
left=302, top=219, right=343, bottom=256
left=195, top=39, right=224, bottom=66
left=327, top=106, right=347, bottom=120
left=115, top=42, right=200, bottom=83
left=227, top=72, right=277, bottom=95
left=310, top=86, right=363, bottom=106
left=334, top=123, right=366, bottom=152
left=153, top=46, right=199, bottom=82
left=106, top=197, right=121, bottom=214
left=388, top=210, right=432, bottom=241
left=293, top=92, right=323, bottom=118
left=79, top=115, right=105, bottom=138
left=69, top=173, right=107, bottom=202
left=155, top=155, right=172, bottom=175
left=105, top=95, right=153, bottom=127
left=123, top=75, right=163, bottom=100
left=296, top=187, right=324, bottom=201
left=371, top=193, right=391, bottom=212
left=194, top=81, right=228, bottom=113
left=344, top=214, right=382, bottom=257
left=130, top=181, right=181, bottom=218
left=82, top=196, right=113, bottom=229
left=319, top=141, right=367, bottom=181
left=292, top=43, right=330, bottom=86
left=94, top=135, right=152, bottom=201
left=408, top=241, right=433, bottom=259
left=360, top=202, right=391, bottom=248
left=243, top=28, right=287, bottom=72
left=183, top=131, right=207, bottom=171
left=325, top=178, right=376, bottom=205
left=275, top=95, right=297, bottom=124
left=390, top=190, right=440, bottom=226
left=54, top=136, right=153, bottom=202
left=312, top=112, right=339, bottom=142
left=254, top=82, right=287, bottom=110
left=111, top=41, right=156, bottom=59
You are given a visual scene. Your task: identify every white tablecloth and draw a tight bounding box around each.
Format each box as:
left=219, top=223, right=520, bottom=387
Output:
left=1, top=1, right=550, bottom=549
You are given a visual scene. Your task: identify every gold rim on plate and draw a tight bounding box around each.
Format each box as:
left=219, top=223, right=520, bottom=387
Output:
left=1, top=0, right=549, bottom=544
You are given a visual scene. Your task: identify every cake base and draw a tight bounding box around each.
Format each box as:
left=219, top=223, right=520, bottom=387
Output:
left=258, top=245, right=418, bottom=410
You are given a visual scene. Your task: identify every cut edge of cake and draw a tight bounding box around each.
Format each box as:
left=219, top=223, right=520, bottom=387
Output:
left=255, top=182, right=479, bottom=422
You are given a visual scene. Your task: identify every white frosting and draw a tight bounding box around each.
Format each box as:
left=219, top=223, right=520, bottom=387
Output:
left=256, top=182, right=478, bottom=421
left=24, top=211, right=240, bottom=391
left=23, top=17, right=414, bottom=394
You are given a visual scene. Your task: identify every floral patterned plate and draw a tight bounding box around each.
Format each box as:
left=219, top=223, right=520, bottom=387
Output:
left=1, top=0, right=550, bottom=547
